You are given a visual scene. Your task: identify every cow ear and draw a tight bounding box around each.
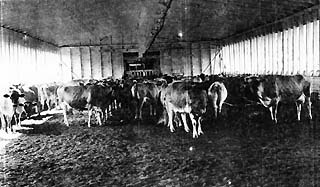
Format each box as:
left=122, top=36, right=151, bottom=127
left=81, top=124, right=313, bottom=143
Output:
left=19, top=93, right=25, bottom=97
left=3, top=94, right=9, bottom=98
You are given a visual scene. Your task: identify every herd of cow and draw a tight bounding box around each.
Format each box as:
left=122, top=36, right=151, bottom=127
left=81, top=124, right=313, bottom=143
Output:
left=0, top=73, right=313, bottom=138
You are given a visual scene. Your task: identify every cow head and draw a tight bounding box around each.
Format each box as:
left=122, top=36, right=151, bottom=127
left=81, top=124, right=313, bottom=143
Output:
left=241, top=76, right=263, bottom=102
left=4, top=89, right=25, bottom=106
left=22, top=101, right=37, bottom=117
left=190, top=89, right=208, bottom=117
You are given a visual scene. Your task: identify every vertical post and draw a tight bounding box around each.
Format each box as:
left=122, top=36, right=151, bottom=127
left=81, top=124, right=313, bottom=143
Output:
left=100, top=43, right=104, bottom=78
left=79, top=47, right=83, bottom=79
left=250, top=38, right=253, bottom=74
left=168, top=46, right=172, bottom=74
left=199, top=43, right=202, bottom=73
left=208, top=42, right=212, bottom=74
left=189, top=43, right=193, bottom=76
left=110, top=36, right=114, bottom=78
left=69, top=47, right=73, bottom=79
left=89, top=47, right=93, bottom=78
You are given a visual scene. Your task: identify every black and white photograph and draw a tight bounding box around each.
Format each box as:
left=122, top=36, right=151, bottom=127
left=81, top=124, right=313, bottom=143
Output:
left=0, top=0, right=320, bottom=186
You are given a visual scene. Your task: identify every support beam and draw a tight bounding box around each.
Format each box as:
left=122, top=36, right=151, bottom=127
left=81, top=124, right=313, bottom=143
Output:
left=222, top=4, right=320, bottom=44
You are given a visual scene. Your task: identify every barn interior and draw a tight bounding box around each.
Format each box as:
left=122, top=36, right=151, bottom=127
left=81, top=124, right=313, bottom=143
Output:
left=1, top=0, right=320, bottom=186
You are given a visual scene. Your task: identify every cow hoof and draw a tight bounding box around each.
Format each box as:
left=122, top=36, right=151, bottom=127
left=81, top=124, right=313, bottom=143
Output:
left=192, top=134, right=198, bottom=138
left=198, top=130, right=203, bottom=135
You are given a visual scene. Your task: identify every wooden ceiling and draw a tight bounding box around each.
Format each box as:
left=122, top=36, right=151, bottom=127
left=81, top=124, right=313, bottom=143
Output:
left=1, top=0, right=319, bottom=50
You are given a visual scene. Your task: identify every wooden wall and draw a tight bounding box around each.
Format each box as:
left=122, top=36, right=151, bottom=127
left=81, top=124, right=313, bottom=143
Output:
left=59, top=47, right=124, bottom=80
left=61, top=42, right=221, bottom=80
left=0, top=27, right=61, bottom=86
left=222, top=19, right=320, bottom=76
left=159, top=42, right=221, bottom=76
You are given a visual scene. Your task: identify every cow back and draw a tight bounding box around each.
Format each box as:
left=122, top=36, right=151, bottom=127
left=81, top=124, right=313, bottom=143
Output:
left=57, top=85, right=89, bottom=110
left=164, top=81, right=192, bottom=109
left=87, top=85, right=113, bottom=108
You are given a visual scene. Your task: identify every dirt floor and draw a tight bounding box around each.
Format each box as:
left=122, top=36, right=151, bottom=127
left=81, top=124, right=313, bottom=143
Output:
left=1, top=100, right=320, bottom=187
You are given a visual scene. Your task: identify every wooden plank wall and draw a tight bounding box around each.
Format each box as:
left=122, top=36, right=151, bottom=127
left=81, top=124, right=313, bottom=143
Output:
left=60, top=46, right=125, bottom=80
left=160, top=42, right=221, bottom=76
left=61, top=42, right=221, bottom=79
left=0, top=27, right=61, bottom=85
left=222, top=19, right=320, bottom=76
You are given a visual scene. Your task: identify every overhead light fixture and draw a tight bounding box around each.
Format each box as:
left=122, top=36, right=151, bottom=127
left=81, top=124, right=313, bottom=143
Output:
left=178, top=31, right=183, bottom=38
left=23, top=34, right=28, bottom=41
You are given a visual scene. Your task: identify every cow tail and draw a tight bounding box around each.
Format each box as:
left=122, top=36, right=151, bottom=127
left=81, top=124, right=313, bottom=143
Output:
left=214, top=82, right=222, bottom=92
left=158, top=90, right=163, bottom=107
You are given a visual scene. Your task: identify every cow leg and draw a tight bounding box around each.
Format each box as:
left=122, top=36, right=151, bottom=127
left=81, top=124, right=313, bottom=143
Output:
left=189, top=113, right=198, bottom=138
left=96, top=110, right=103, bottom=126
left=212, top=94, right=218, bottom=118
left=218, top=100, right=224, bottom=117
left=46, top=100, right=51, bottom=110
left=306, top=96, right=312, bottom=120
left=0, top=114, right=5, bottom=131
left=134, top=99, right=140, bottom=119
left=176, top=113, right=183, bottom=127
left=108, top=105, right=112, bottom=117
left=153, top=102, right=157, bottom=116
left=157, top=107, right=168, bottom=125
left=114, top=100, right=117, bottom=110
left=101, top=108, right=106, bottom=124
left=197, top=117, right=203, bottom=135
left=181, top=113, right=189, bottom=132
left=2, top=115, right=8, bottom=133
left=149, top=103, right=153, bottom=116
left=5, top=115, right=12, bottom=133
left=268, top=106, right=274, bottom=122
left=139, top=97, right=147, bottom=120
left=167, top=104, right=175, bottom=132
left=15, top=112, right=23, bottom=127
left=273, top=102, right=278, bottom=123
left=105, top=107, right=109, bottom=120
left=88, top=108, right=92, bottom=128
left=62, top=103, right=69, bottom=127
left=13, top=114, right=18, bottom=129
left=111, top=100, right=114, bottom=110
left=296, top=101, right=302, bottom=121
left=36, top=104, right=41, bottom=115
left=213, top=105, right=218, bottom=119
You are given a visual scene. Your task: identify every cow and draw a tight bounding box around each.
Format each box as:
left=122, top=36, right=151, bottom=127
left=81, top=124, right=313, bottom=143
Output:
left=208, top=82, right=228, bottom=118
left=57, top=83, right=113, bottom=127
left=115, top=79, right=136, bottom=113
left=131, top=81, right=161, bottom=120
left=17, top=85, right=40, bottom=118
left=39, top=83, right=59, bottom=111
left=0, top=88, right=25, bottom=132
left=159, top=81, right=208, bottom=138
left=244, top=75, right=312, bottom=123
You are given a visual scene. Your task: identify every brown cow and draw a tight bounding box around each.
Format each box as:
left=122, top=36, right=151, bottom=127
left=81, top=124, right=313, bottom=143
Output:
left=17, top=85, right=41, bottom=118
left=40, top=83, right=59, bottom=111
left=57, top=83, right=113, bottom=127
left=0, top=88, right=25, bottom=132
left=208, top=82, right=228, bottom=118
left=131, top=81, right=161, bottom=120
left=160, top=81, right=207, bottom=138
left=244, top=75, right=312, bottom=123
